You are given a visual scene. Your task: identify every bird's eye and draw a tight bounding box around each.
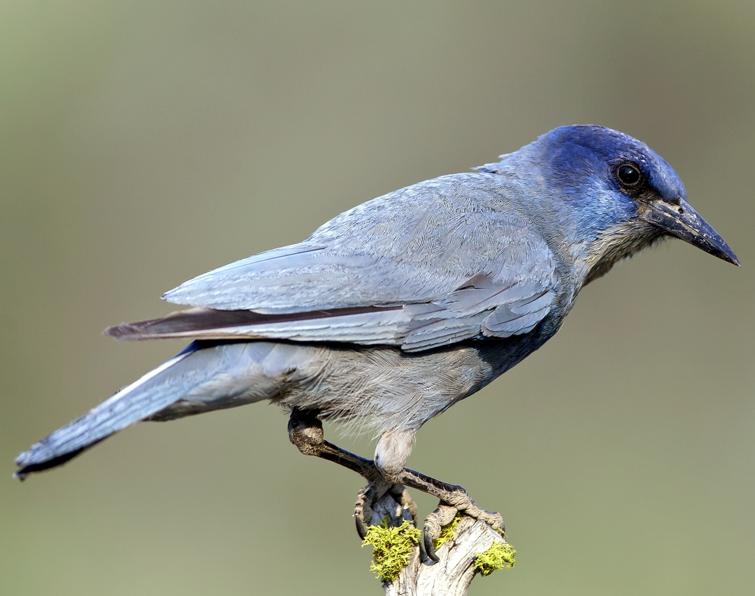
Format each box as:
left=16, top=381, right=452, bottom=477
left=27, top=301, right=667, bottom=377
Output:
left=616, top=163, right=642, bottom=187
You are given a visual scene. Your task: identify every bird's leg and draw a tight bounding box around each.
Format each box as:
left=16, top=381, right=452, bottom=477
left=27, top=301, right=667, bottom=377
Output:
left=373, top=429, right=505, bottom=562
left=286, top=407, right=378, bottom=480
left=287, top=409, right=502, bottom=562
left=286, top=408, right=416, bottom=538
left=394, top=467, right=505, bottom=562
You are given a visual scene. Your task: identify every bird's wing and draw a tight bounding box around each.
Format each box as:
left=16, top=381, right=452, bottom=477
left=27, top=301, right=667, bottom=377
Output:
left=107, top=174, right=560, bottom=352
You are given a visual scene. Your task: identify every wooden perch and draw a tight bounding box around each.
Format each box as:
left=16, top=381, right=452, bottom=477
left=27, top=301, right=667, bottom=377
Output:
left=360, top=487, right=515, bottom=595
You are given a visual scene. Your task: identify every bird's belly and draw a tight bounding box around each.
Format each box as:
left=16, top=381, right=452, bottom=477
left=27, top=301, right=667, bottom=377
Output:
left=151, top=331, right=553, bottom=434
left=277, top=335, right=548, bottom=433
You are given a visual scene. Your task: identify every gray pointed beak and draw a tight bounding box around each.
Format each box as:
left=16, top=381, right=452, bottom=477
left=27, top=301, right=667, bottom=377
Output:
left=640, top=198, right=740, bottom=266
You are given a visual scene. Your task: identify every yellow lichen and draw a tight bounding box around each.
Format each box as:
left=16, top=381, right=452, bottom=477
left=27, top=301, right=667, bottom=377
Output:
left=362, top=519, right=421, bottom=583
left=474, top=541, right=517, bottom=576
left=433, top=513, right=463, bottom=549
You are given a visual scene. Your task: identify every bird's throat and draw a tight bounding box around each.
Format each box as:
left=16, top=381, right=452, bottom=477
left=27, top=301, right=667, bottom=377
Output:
left=581, top=221, right=663, bottom=285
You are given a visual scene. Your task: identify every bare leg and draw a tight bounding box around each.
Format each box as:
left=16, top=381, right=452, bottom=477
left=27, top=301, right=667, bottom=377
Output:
left=287, top=408, right=504, bottom=562
left=287, top=409, right=415, bottom=538
left=287, top=407, right=377, bottom=480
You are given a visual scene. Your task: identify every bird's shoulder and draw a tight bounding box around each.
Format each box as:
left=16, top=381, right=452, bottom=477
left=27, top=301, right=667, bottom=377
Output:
left=310, top=172, right=551, bottom=270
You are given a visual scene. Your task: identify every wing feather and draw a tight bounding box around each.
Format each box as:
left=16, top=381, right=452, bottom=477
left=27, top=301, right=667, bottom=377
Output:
left=110, top=174, right=562, bottom=352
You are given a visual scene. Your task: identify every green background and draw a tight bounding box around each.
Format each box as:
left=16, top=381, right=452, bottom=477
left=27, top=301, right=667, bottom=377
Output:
left=2, top=1, right=753, bottom=594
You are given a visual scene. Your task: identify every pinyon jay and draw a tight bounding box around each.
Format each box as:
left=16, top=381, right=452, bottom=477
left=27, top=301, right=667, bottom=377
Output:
left=15, top=125, right=738, bottom=560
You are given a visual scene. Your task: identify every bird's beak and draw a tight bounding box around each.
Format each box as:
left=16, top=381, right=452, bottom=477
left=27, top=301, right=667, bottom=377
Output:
left=640, top=198, right=740, bottom=266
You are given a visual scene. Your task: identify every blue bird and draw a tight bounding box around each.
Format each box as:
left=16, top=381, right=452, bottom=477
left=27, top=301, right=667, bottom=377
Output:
left=15, top=125, right=738, bottom=559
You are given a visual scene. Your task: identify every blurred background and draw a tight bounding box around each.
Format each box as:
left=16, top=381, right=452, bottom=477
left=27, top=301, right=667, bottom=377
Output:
left=1, top=1, right=753, bottom=594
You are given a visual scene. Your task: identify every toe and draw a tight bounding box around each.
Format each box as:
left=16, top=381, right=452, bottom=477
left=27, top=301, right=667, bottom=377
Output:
left=354, top=484, right=378, bottom=540
left=388, top=485, right=417, bottom=521
left=421, top=503, right=458, bottom=564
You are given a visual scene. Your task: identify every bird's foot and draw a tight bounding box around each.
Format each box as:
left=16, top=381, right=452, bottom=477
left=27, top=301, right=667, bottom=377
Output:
left=354, top=481, right=417, bottom=540
left=286, top=409, right=504, bottom=564
left=420, top=487, right=505, bottom=564
left=287, top=408, right=418, bottom=539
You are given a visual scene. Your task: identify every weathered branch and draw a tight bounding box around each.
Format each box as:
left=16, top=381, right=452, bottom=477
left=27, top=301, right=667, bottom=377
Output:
left=361, top=488, right=515, bottom=595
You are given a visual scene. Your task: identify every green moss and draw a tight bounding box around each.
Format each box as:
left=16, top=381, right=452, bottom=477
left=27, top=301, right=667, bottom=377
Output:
left=433, top=513, right=463, bottom=549
left=362, top=519, right=421, bottom=583
left=474, top=541, right=517, bottom=576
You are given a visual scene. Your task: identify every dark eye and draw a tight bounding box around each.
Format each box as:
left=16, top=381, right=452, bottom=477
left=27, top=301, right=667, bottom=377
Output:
left=616, top=163, right=642, bottom=187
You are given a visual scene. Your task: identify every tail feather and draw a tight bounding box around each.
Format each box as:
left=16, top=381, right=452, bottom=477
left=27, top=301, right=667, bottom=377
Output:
left=15, top=350, right=194, bottom=479
left=15, top=341, right=308, bottom=479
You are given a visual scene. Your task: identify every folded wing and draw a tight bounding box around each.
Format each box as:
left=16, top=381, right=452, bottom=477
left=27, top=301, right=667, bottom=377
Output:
left=107, top=174, right=561, bottom=352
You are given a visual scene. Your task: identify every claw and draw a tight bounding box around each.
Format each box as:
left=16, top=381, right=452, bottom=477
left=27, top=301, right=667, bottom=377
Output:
left=488, top=511, right=506, bottom=536
left=355, top=514, right=368, bottom=540
left=422, top=527, right=440, bottom=564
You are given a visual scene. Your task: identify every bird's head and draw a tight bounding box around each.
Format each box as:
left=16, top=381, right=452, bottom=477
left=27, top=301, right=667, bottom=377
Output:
left=503, top=125, right=739, bottom=283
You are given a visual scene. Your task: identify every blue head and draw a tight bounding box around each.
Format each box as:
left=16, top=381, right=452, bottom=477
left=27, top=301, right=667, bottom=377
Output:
left=490, top=125, right=738, bottom=281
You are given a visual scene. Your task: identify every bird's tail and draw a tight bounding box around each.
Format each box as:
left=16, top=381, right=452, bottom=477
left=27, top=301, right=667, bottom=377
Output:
left=15, top=341, right=282, bottom=479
